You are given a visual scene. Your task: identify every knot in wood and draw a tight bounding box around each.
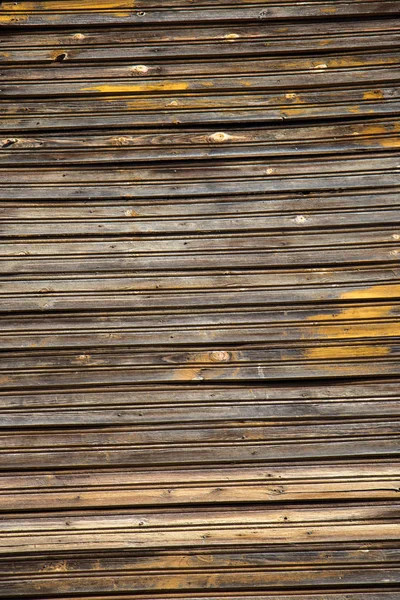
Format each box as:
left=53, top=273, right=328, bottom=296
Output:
left=131, top=65, right=149, bottom=75
left=209, top=132, right=230, bottom=143
left=210, top=351, right=230, bottom=362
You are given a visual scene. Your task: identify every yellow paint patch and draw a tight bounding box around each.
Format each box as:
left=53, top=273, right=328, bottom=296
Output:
left=307, top=303, right=397, bottom=340
left=303, top=282, right=400, bottom=364
left=363, top=90, right=385, bottom=100
left=281, top=108, right=307, bottom=117
left=380, top=137, right=400, bottom=148
left=82, top=81, right=189, bottom=93
left=0, top=13, right=29, bottom=23
left=341, top=283, right=400, bottom=301
left=321, top=6, right=337, bottom=13
left=352, top=124, right=389, bottom=138
left=327, top=57, right=389, bottom=69
left=352, top=122, right=400, bottom=148
left=305, top=345, right=389, bottom=360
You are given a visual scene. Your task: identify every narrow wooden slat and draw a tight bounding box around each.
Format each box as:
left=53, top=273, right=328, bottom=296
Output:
left=1, top=462, right=399, bottom=511
left=1, top=19, right=399, bottom=63
left=3, top=85, right=399, bottom=131
left=1, top=2, right=399, bottom=28
left=1, top=264, right=399, bottom=313
left=1, top=119, right=400, bottom=166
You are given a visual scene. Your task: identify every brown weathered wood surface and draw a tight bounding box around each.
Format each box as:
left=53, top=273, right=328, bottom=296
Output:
left=1, top=1, right=400, bottom=598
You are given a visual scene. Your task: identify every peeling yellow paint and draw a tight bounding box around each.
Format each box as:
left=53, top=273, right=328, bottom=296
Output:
left=363, top=90, right=384, bottom=100
left=281, top=108, right=307, bottom=117
left=306, top=300, right=398, bottom=340
left=380, top=138, right=400, bottom=148
left=353, top=123, right=400, bottom=147
left=0, top=14, right=29, bottom=23
left=357, top=124, right=388, bottom=136
left=328, top=57, right=388, bottom=69
left=174, top=366, right=204, bottom=381
left=341, top=283, right=400, bottom=301
left=82, top=81, right=189, bottom=93
left=305, top=345, right=389, bottom=360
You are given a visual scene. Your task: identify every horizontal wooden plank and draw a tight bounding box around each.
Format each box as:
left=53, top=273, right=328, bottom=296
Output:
left=1, top=2, right=399, bottom=28
left=1, top=545, right=400, bottom=597
left=1, top=119, right=400, bottom=166
left=0, top=415, right=399, bottom=469
left=2, top=227, right=399, bottom=273
left=2, top=378, right=400, bottom=407
left=3, top=50, right=400, bottom=81
left=1, top=548, right=400, bottom=596
left=3, top=153, right=399, bottom=182
left=1, top=155, right=399, bottom=203
left=1, top=19, right=399, bottom=63
left=1, top=341, right=400, bottom=387
left=1, top=301, right=400, bottom=349
left=3, top=85, right=398, bottom=130
left=1, top=462, right=399, bottom=511
left=2, top=593, right=400, bottom=600
left=3, top=64, right=399, bottom=98
left=1, top=503, right=399, bottom=555
left=1, top=264, right=399, bottom=313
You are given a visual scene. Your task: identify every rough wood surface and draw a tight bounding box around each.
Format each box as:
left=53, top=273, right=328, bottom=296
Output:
left=1, top=1, right=400, bottom=599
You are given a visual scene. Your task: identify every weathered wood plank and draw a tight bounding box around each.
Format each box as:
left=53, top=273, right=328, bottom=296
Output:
left=1, top=463, right=399, bottom=511
left=1, top=264, right=399, bottom=313
left=1, top=119, right=399, bottom=166
left=3, top=85, right=398, bottom=130
left=1, top=2, right=399, bottom=28
left=1, top=19, right=399, bottom=63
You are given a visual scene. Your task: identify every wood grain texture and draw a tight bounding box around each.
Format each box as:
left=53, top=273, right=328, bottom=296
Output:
left=1, top=1, right=400, bottom=598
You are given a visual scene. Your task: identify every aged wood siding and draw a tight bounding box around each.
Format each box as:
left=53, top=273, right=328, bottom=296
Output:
left=0, top=1, right=400, bottom=598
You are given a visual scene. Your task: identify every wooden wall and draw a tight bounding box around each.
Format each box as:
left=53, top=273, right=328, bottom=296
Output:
left=0, top=1, right=400, bottom=598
